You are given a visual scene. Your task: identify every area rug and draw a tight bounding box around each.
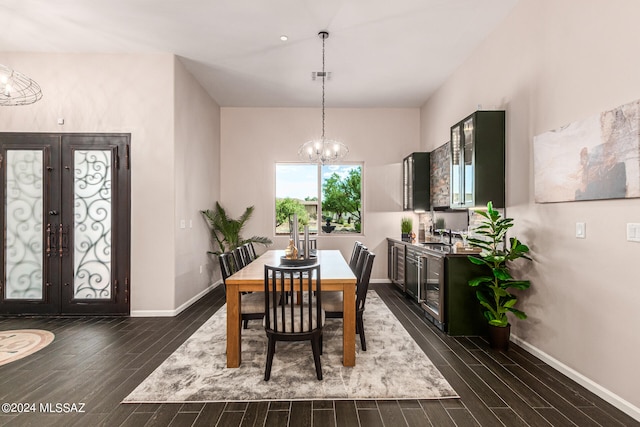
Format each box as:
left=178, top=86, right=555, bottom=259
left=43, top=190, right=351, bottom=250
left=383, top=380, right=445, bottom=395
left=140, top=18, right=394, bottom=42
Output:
left=123, top=292, right=458, bottom=403
left=0, top=329, right=55, bottom=367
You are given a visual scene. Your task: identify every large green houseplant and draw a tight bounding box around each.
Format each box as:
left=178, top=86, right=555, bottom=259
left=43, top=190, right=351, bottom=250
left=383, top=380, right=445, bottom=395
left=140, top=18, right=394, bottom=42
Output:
left=467, top=201, right=531, bottom=350
left=201, top=202, right=272, bottom=255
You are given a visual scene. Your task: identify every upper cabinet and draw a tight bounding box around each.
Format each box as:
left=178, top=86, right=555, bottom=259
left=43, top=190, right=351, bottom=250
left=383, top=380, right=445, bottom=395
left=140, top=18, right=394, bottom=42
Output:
left=403, top=152, right=430, bottom=212
left=450, top=111, right=505, bottom=209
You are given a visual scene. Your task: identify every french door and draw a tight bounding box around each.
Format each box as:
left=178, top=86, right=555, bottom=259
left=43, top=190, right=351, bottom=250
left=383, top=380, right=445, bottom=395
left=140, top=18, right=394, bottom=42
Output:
left=0, top=133, right=130, bottom=315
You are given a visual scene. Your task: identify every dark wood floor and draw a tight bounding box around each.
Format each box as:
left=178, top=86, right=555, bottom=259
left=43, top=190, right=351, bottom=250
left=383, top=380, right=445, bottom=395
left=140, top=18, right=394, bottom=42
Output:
left=0, top=283, right=637, bottom=427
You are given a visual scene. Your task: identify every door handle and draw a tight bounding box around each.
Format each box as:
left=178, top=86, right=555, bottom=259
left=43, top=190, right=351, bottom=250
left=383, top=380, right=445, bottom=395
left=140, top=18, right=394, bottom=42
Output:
left=46, top=223, right=52, bottom=257
left=46, top=223, right=58, bottom=257
left=58, top=224, right=68, bottom=257
left=48, top=210, right=59, bottom=216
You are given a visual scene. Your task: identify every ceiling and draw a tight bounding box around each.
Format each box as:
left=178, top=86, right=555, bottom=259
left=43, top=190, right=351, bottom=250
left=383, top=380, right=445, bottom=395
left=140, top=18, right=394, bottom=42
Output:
left=2, top=0, right=520, bottom=108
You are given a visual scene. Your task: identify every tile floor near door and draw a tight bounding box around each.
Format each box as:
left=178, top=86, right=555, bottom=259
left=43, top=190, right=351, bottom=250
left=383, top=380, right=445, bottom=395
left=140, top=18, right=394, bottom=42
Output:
left=0, top=283, right=637, bottom=427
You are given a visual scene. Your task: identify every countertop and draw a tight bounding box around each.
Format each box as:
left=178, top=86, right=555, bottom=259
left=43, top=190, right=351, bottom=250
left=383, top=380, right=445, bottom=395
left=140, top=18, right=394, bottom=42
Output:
left=386, top=237, right=480, bottom=257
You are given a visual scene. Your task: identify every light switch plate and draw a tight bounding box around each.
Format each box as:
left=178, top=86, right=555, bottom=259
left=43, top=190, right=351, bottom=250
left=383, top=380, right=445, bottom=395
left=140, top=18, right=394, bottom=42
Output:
left=628, top=223, right=640, bottom=242
left=576, top=222, right=586, bottom=239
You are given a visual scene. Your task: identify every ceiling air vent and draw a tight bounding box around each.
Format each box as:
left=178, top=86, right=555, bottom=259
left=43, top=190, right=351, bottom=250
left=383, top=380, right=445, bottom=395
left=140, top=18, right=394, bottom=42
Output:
left=311, top=71, right=332, bottom=81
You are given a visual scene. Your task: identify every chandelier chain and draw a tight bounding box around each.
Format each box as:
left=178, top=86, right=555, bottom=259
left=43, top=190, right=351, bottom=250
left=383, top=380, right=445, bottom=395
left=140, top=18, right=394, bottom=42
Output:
left=321, top=34, right=326, bottom=141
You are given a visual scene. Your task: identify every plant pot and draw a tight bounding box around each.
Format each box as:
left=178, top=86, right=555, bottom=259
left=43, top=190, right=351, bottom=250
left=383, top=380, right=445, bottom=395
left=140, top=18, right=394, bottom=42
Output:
left=488, top=324, right=511, bottom=351
left=401, top=233, right=411, bottom=242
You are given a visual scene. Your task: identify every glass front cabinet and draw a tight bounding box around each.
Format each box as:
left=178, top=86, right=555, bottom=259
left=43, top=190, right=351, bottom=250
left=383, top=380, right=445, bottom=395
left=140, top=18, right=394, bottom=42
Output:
left=450, top=111, right=505, bottom=208
left=403, top=152, right=430, bottom=211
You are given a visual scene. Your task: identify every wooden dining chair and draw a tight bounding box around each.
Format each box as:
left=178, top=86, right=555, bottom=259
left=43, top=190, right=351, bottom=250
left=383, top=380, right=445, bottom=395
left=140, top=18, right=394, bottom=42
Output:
left=246, top=242, right=258, bottom=260
left=323, top=250, right=375, bottom=351
left=232, top=247, right=247, bottom=269
left=348, top=241, right=365, bottom=272
left=241, top=243, right=254, bottom=264
left=219, top=252, right=264, bottom=329
left=263, top=263, right=324, bottom=381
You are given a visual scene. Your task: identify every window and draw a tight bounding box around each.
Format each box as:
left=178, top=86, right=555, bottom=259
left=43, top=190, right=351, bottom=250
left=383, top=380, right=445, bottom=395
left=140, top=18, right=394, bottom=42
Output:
left=275, top=163, right=362, bottom=235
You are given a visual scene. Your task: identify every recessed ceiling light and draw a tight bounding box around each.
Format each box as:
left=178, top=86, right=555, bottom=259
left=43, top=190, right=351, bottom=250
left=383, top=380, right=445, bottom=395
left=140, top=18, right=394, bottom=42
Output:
left=280, top=35, right=288, bottom=41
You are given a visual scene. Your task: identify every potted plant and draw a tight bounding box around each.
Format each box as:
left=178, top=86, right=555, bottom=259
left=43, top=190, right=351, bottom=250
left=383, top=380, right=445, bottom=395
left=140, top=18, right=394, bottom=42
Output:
left=401, top=217, right=413, bottom=242
left=201, top=202, right=272, bottom=254
left=467, top=201, right=531, bottom=350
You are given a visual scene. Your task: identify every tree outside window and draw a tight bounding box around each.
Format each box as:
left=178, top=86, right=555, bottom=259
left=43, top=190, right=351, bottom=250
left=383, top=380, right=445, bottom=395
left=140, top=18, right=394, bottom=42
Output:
left=275, top=163, right=362, bottom=235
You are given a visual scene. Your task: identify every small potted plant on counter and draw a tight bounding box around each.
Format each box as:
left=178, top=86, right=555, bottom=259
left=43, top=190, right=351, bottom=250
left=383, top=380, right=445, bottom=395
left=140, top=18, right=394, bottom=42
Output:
left=467, top=202, right=532, bottom=350
left=401, top=217, right=413, bottom=242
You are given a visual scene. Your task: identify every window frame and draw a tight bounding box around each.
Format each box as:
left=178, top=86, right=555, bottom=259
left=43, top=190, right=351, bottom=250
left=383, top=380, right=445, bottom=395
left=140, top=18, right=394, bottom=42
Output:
left=274, top=161, right=364, bottom=237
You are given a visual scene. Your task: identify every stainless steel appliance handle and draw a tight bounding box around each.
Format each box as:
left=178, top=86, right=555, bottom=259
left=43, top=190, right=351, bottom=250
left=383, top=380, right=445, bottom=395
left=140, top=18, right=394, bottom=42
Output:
left=417, top=256, right=421, bottom=302
left=390, top=246, right=395, bottom=280
left=417, top=255, right=426, bottom=302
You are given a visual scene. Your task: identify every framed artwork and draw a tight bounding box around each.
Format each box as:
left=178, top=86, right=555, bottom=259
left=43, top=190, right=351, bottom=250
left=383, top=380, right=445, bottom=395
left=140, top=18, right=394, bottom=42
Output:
left=534, top=99, right=640, bottom=203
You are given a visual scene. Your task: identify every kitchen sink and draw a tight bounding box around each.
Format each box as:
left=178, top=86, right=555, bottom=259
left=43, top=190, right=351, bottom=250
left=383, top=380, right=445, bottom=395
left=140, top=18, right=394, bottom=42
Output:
left=420, top=242, right=452, bottom=253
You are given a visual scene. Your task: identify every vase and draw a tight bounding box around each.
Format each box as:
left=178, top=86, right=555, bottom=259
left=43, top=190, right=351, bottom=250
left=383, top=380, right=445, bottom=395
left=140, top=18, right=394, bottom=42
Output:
left=401, top=233, right=411, bottom=242
left=488, top=324, right=511, bottom=351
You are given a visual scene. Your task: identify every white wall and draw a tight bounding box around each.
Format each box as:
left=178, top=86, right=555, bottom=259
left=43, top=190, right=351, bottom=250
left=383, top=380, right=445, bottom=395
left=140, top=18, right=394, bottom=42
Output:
left=173, top=57, right=221, bottom=309
left=220, top=108, right=420, bottom=279
left=420, top=0, right=640, bottom=415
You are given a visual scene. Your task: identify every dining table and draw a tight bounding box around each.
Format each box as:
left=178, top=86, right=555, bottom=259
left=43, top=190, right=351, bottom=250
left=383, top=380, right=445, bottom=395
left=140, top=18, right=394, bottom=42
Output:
left=224, top=249, right=357, bottom=368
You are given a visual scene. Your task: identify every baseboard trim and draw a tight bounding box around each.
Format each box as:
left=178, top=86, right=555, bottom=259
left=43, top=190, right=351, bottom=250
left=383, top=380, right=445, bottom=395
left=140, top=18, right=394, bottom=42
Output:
left=511, top=334, right=640, bottom=422
left=131, top=281, right=222, bottom=318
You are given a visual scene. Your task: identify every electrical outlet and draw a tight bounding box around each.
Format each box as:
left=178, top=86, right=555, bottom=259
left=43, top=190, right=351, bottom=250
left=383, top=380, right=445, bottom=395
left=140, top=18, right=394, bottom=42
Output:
left=628, top=223, right=640, bottom=242
left=180, top=219, right=186, bottom=229
left=199, top=265, right=203, bottom=274
left=575, top=222, right=586, bottom=239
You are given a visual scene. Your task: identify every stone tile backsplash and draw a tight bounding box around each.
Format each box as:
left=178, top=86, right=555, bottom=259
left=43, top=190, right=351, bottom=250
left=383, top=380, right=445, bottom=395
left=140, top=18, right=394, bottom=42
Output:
left=430, top=141, right=450, bottom=208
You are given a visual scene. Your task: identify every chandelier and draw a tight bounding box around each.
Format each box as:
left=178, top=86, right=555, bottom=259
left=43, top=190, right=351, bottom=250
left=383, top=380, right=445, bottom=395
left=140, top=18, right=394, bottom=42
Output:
left=298, top=31, right=349, bottom=164
left=0, top=64, right=43, bottom=106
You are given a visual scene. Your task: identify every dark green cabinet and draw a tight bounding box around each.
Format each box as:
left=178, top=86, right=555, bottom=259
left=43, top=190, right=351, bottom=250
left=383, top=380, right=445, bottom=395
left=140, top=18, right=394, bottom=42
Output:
left=442, top=257, right=488, bottom=336
left=450, top=111, right=505, bottom=208
left=403, top=152, right=430, bottom=212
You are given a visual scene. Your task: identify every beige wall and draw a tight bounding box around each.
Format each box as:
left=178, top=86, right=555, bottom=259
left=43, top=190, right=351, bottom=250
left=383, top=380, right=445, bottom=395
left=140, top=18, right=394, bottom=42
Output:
left=420, top=0, right=640, bottom=415
left=220, top=107, right=421, bottom=279
left=173, top=58, right=221, bottom=309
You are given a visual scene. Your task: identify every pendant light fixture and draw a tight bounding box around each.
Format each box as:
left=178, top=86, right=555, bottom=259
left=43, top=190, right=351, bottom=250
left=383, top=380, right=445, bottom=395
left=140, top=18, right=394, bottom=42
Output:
left=298, top=31, right=348, bottom=164
left=0, top=64, right=43, bottom=106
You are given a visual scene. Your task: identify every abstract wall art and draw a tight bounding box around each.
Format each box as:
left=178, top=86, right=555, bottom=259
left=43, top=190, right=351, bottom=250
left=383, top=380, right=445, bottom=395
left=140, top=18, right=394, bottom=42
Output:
left=533, top=99, right=640, bottom=203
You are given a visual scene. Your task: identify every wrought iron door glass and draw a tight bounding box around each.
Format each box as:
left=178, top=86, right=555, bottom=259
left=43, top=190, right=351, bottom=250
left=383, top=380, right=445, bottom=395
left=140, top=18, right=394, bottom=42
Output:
left=73, top=150, right=111, bottom=299
left=4, top=150, right=44, bottom=299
